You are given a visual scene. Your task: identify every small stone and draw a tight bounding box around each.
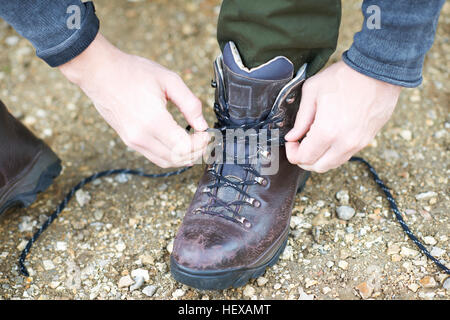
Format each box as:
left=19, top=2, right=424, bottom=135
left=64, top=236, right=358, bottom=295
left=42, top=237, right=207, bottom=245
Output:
left=322, top=287, right=332, bottom=294
left=5, top=36, right=19, bottom=46
left=387, top=244, right=400, bottom=255
left=338, top=260, right=348, bottom=270
left=115, top=173, right=129, bottom=183
left=42, top=260, right=55, bottom=271
left=400, top=247, right=419, bottom=258
left=243, top=285, right=255, bottom=297
left=326, top=261, right=334, bottom=268
left=399, top=129, right=412, bottom=141
left=443, top=278, right=450, bottom=290
left=415, top=191, right=437, bottom=201
left=94, top=210, right=104, bottom=221
left=298, top=287, right=314, bottom=300
left=391, top=254, right=402, bottom=262
left=115, top=241, right=126, bottom=252
left=172, top=289, right=185, bottom=299
left=430, top=247, right=445, bottom=257
left=75, top=190, right=91, bottom=207
left=131, top=268, right=149, bottom=281
left=49, top=281, right=60, bottom=289
left=142, top=285, right=157, bottom=297
left=257, top=277, right=268, bottom=287
left=17, top=240, right=28, bottom=251
left=130, top=276, right=145, bottom=291
left=290, top=216, right=303, bottom=229
left=280, top=245, right=294, bottom=261
left=356, top=282, right=373, bottom=299
left=55, top=242, right=67, bottom=251
left=408, top=283, right=419, bottom=292
left=419, top=276, right=437, bottom=288
left=305, top=278, right=318, bottom=288
left=336, top=206, right=355, bottom=221
left=423, top=236, right=437, bottom=245
left=118, top=275, right=134, bottom=288
left=336, top=190, right=350, bottom=205
left=166, top=239, right=174, bottom=254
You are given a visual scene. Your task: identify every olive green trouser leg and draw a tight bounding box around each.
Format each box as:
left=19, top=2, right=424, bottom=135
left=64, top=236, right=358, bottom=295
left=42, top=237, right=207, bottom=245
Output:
left=217, top=0, right=342, bottom=77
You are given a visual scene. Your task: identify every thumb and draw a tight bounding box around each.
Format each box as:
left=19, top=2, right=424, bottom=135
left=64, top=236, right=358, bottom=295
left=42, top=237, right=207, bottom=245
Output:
left=163, top=72, right=208, bottom=131
left=285, top=82, right=317, bottom=141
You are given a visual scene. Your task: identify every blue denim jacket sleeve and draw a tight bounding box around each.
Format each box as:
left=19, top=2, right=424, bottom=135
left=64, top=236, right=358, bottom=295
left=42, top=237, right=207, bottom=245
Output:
left=343, top=0, right=445, bottom=88
left=0, top=0, right=99, bottom=67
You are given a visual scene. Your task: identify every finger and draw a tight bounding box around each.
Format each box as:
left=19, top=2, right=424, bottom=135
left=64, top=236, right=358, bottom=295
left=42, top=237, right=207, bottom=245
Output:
left=299, top=145, right=354, bottom=173
left=284, top=81, right=317, bottom=142
left=291, top=123, right=333, bottom=165
left=162, top=72, right=208, bottom=131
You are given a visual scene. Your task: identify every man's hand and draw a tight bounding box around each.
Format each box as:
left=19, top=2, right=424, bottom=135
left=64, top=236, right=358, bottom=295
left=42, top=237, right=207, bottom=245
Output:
left=59, top=34, right=210, bottom=168
left=285, top=61, right=402, bottom=173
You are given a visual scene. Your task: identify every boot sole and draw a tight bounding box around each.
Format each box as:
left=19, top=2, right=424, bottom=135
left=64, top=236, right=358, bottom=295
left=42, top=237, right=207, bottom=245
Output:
left=0, top=147, right=62, bottom=215
left=170, top=235, right=288, bottom=291
left=170, top=170, right=310, bottom=291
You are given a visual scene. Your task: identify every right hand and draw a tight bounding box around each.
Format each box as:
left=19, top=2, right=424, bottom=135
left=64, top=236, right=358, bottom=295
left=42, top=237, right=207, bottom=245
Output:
left=59, top=33, right=210, bottom=168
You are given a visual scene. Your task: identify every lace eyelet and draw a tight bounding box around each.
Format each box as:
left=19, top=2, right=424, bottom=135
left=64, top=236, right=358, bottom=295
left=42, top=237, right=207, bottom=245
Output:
left=211, top=80, right=217, bottom=88
left=286, top=93, right=296, bottom=104
left=255, top=176, right=267, bottom=186
left=259, top=149, right=271, bottom=159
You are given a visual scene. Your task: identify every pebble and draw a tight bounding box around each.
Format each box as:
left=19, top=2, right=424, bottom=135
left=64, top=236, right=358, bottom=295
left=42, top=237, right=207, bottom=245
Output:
left=75, top=190, right=91, bottom=207
left=42, top=260, right=55, bottom=271
left=355, top=282, right=373, bottom=299
left=400, top=247, right=419, bottom=258
left=94, top=210, right=104, bottom=221
left=443, top=278, right=450, bottom=290
left=415, top=191, right=437, bottom=201
left=430, top=247, right=445, bottom=257
left=130, top=276, right=145, bottom=291
left=5, top=36, right=19, bottom=46
left=419, top=276, right=437, bottom=288
left=118, top=275, right=134, bottom=288
left=322, top=287, right=332, bottom=294
left=336, top=206, right=355, bottom=221
left=280, top=245, right=294, bottom=261
left=131, top=269, right=149, bottom=281
left=172, top=289, right=185, bottom=299
left=55, top=242, right=67, bottom=251
left=336, top=190, right=350, bottom=205
left=408, top=283, right=420, bottom=292
left=18, top=217, right=36, bottom=232
left=298, top=287, right=314, bottom=300
left=423, top=236, right=437, bottom=245
left=243, top=285, right=255, bottom=297
left=399, top=129, right=412, bottom=141
left=115, top=173, right=129, bottom=183
left=115, top=241, right=126, bottom=252
left=142, top=285, right=157, bottom=297
left=338, top=261, right=349, bottom=270
left=49, top=281, right=61, bottom=289
left=166, top=239, right=174, bottom=254
left=257, top=277, right=268, bottom=287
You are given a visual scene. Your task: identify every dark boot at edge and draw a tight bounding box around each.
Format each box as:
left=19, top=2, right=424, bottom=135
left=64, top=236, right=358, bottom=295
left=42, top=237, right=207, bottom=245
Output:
left=0, top=100, right=61, bottom=215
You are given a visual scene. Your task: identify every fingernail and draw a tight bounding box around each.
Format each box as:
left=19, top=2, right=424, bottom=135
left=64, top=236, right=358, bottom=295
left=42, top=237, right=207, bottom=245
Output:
left=194, top=117, right=208, bottom=131
left=284, top=130, right=295, bottom=141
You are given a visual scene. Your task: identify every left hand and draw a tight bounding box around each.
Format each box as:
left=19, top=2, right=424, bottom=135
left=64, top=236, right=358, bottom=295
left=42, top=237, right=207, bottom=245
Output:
left=285, top=60, right=402, bottom=173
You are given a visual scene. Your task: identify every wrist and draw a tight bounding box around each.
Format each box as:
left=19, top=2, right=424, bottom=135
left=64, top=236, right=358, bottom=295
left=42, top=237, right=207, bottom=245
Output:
left=58, top=33, right=122, bottom=86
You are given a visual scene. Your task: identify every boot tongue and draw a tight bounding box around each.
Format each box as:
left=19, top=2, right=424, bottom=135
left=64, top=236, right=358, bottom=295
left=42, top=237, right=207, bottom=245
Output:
left=213, top=43, right=294, bottom=211
left=222, top=42, right=294, bottom=124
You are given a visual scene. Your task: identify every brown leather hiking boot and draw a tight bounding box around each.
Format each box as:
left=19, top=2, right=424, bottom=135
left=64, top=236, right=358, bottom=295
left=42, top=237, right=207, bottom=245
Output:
left=0, top=99, right=61, bottom=215
left=170, top=42, right=310, bottom=290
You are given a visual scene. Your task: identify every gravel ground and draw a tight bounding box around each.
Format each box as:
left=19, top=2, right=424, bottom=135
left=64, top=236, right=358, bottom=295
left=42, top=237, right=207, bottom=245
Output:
left=0, top=0, right=448, bottom=300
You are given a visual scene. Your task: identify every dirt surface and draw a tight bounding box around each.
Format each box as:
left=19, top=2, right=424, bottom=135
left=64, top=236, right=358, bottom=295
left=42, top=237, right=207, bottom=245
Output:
left=0, top=0, right=448, bottom=300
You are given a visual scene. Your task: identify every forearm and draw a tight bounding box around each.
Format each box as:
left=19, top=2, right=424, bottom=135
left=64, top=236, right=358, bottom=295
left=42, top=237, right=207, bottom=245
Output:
left=0, top=0, right=99, bottom=67
left=343, top=0, right=445, bottom=88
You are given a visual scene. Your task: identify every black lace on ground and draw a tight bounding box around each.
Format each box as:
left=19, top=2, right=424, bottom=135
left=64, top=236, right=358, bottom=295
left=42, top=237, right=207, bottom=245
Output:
left=18, top=157, right=449, bottom=276
left=349, top=156, right=449, bottom=274
left=18, top=167, right=191, bottom=277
